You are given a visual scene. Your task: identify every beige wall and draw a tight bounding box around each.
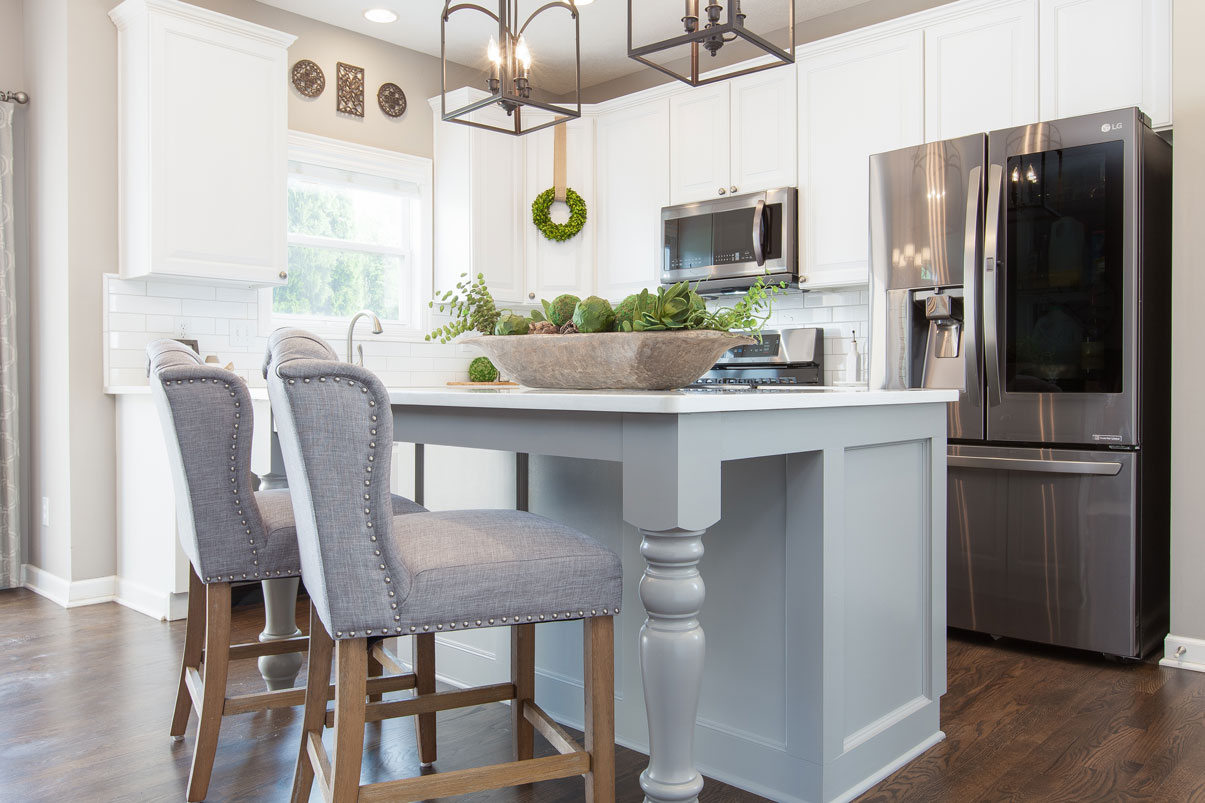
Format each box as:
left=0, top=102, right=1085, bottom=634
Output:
left=1170, top=0, right=1205, bottom=642
left=191, top=0, right=474, bottom=159
left=1, top=0, right=23, bottom=89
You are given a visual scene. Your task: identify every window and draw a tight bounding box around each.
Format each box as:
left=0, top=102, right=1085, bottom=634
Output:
left=266, top=133, right=432, bottom=335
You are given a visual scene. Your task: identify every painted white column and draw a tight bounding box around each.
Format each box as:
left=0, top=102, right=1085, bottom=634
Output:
left=637, top=527, right=707, bottom=803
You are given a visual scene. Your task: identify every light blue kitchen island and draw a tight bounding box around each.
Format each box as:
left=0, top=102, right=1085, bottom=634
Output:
left=382, top=385, right=956, bottom=803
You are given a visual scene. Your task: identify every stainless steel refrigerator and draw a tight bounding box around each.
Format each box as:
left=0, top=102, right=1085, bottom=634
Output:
left=868, top=108, right=1172, bottom=659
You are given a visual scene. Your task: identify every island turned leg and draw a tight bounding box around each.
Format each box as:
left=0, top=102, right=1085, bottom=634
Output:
left=638, top=527, right=707, bottom=803
left=259, top=577, right=303, bottom=690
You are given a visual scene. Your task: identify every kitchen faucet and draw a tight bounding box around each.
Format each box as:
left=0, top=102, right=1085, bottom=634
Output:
left=346, top=309, right=383, bottom=365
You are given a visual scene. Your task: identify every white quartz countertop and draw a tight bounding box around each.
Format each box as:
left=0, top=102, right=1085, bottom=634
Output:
left=387, top=385, right=956, bottom=414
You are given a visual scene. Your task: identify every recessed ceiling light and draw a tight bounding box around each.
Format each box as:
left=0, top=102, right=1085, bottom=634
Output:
left=363, top=8, right=398, bottom=23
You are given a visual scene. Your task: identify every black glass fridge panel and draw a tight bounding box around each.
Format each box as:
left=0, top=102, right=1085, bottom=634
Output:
left=665, top=203, right=782, bottom=270
left=1004, top=140, right=1125, bottom=394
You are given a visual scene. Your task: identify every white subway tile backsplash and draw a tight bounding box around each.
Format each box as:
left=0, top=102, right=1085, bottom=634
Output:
left=109, top=349, right=148, bottom=368
left=107, top=312, right=146, bottom=332
left=110, top=367, right=148, bottom=387
left=108, top=279, right=147, bottom=296
left=145, top=281, right=216, bottom=300
left=831, top=304, right=868, bottom=323
left=181, top=299, right=254, bottom=319
left=110, top=294, right=182, bottom=315
left=216, top=286, right=259, bottom=303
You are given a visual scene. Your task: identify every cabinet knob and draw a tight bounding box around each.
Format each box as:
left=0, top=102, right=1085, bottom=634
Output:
left=718, top=187, right=726, bottom=195
left=279, top=271, right=288, bottom=280
left=528, top=292, right=536, bottom=300
left=730, top=186, right=738, bottom=193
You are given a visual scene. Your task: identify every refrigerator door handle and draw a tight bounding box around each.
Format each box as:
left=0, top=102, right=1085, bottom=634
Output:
left=983, top=163, right=1004, bottom=406
left=963, top=165, right=982, bottom=409
left=948, top=455, right=1123, bottom=476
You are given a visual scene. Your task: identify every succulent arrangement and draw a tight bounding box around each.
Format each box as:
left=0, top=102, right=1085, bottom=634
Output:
left=428, top=273, right=788, bottom=344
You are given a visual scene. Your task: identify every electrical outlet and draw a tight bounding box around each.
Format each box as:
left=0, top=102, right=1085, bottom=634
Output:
left=174, top=318, right=189, bottom=339
left=229, top=320, right=252, bottom=349
left=41, top=497, right=49, bottom=527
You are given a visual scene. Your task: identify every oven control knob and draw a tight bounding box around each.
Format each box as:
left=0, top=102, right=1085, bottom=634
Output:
left=718, top=187, right=726, bottom=195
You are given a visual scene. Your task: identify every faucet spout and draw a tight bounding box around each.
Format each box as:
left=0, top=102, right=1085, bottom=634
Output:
left=347, top=310, right=384, bottom=364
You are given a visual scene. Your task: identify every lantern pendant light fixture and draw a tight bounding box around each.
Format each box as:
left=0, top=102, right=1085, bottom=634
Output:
left=441, top=0, right=581, bottom=136
left=627, top=0, right=794, bottom=87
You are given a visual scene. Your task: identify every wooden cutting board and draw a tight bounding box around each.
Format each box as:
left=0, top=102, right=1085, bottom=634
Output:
left=446, top=381, right=520, bottom=387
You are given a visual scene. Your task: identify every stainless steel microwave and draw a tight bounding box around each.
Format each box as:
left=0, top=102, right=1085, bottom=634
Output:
left=660, top=187, right=798, bottom=294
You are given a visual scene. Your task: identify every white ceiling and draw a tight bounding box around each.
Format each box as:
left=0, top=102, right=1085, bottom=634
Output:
left=257, top=0, right=869, bottom=91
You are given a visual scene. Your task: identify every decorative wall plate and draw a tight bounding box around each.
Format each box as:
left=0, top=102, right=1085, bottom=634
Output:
left=377, top=82, right=407, bottom=118
left=290, top=59, right=324, bottom=97
left=336, top=62, right=365, bottom=117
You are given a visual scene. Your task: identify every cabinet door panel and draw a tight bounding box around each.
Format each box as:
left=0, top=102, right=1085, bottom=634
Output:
left=798, top=31, right=924, bottom=288
left=470, top=105, right=526, bottom=304
left=150, top=17, right=288, bottom=284
left=924, top=0, right=1039, bottom=141
left=1039, top=0, right=1172, bottom=128
left=596, top=100, right=670, bottom=301
left=669, top=84, right=731, bottom=205
left=525, top=116, right=595, bottom=301
left=730, top=68, right=797, bottom=194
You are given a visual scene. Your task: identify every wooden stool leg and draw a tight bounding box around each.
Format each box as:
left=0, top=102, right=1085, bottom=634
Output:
left=170, top=566, right=205, bottom=739
left=186, top=581, right=231, bottom=802
left=290, top=603, right=333, bottom=803
left=584, top=616, right=615, bottom=803
left=330, top=638, right=367, bottom=803
left=366, top=642, right=383, bottom=704
left=413, top=633, right=437, bottom=765
left=511, top=623, right=536, bottom=762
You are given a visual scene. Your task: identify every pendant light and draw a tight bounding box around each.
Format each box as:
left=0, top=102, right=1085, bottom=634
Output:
left=441, top=0, right=582, bottom=136
left=627, top=0, right=794, bottom=87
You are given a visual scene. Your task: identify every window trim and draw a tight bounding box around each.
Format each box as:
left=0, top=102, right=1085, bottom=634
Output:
left=259, top=131, right=434, bottom=341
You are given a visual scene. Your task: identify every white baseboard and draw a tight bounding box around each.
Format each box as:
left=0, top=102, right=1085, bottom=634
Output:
left=1159, top=634, right=1205, bottom=673
left=21, top=564, right=116, bottom=608
left=114, top=577, right=189, bottom=621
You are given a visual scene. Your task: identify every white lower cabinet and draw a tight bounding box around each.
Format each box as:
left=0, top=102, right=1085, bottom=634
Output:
left=1039, top=0, right=1172, bottom=128
left=798, top=31, right=925, bottom=288
left=595, top=99, right=670, bottom=302
left=924, top=0, right=1040, bottom=141
left=523, top=116, right=595, bottom=303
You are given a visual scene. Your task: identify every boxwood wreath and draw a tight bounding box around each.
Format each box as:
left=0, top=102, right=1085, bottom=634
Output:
left=531, top=187, right=587, bottom=242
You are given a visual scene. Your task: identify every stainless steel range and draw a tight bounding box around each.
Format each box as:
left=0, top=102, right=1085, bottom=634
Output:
left=692, top=327, right=823, bottom=388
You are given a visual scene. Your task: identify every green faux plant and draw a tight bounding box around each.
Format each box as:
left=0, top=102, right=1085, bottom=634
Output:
left=535, top=294, right=580, bottom=327
left=493, top=313, right=531, bottom=336
left=468, top=356, right=499, bottom=383
left=572, top=296, right=616, bottom=333
left=427, top=273, right=502, bottom=344
left=531, top=188, right=587, bottom=242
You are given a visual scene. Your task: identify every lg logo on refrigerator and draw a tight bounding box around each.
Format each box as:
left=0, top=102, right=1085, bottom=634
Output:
left=1101, top=122, right=1124, bottom=133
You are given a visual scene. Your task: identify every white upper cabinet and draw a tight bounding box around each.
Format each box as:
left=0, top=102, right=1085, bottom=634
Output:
left=431, top=92, right=526, bottom=304
left=730, top=67, right=798, bottom=196
left=669, top=84, right=731, bottom=205
left=524, top=116, right=595, bottom=302
left=669, top=68, right=798, bottom=205
left=1039, top=0, right=1172, bottom=128
left=110, top=0, right=295, bottom=287
left=798, top=31, right=925, bottom=288
left=924, top=0, right=1039, bottom=141
left=596, top=99, right=670, bottom=302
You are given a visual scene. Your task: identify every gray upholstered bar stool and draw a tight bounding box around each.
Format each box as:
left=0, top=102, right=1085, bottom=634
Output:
left=264, top=329, right=622, bottom=803
left=147, top=340, right=427, bottom=802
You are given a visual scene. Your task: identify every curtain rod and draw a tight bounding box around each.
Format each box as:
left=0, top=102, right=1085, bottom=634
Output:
left=0, top=91, right=29, bottom=104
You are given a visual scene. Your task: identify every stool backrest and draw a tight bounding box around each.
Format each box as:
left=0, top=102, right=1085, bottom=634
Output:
left=264, top=329, right=409, bottom=638
left=147, top=340, right=266, bottom=582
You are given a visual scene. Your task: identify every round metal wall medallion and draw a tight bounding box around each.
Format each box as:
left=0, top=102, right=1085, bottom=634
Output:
left=291, top=59, right=325, bottom=98
left=377, top=83, right=407, bottom=118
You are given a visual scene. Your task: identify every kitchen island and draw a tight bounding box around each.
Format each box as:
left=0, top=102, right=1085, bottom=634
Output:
left=385, top=385, right=956, bottom=803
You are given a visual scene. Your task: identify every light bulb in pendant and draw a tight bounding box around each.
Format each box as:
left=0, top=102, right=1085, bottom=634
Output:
left=515, top=35, right=532, bottom=73
left=487, top=36, right=501, bottom=66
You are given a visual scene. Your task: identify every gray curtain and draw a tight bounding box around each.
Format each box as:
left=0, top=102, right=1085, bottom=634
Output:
left=0, top=102, right=19, bottom=589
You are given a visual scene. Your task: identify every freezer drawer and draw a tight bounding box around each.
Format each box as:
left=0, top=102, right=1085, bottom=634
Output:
left=947, top=444, right=1140, bottom=657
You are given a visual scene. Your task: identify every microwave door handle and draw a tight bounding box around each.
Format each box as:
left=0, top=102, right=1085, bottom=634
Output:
left=752, top=199, right=766, bottom=267
left=983, top=163, right=1004, bottom=406
left=962, top=165, right=982, bottom=409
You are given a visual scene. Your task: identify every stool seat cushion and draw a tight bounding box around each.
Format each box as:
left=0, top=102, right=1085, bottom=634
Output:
left=254, top=489, right=427, bottom=578
left=389, top=509, right=622, bottom=630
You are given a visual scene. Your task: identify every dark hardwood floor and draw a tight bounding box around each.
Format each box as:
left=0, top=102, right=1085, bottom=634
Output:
left=2, top=587, right=1203, bottom=802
